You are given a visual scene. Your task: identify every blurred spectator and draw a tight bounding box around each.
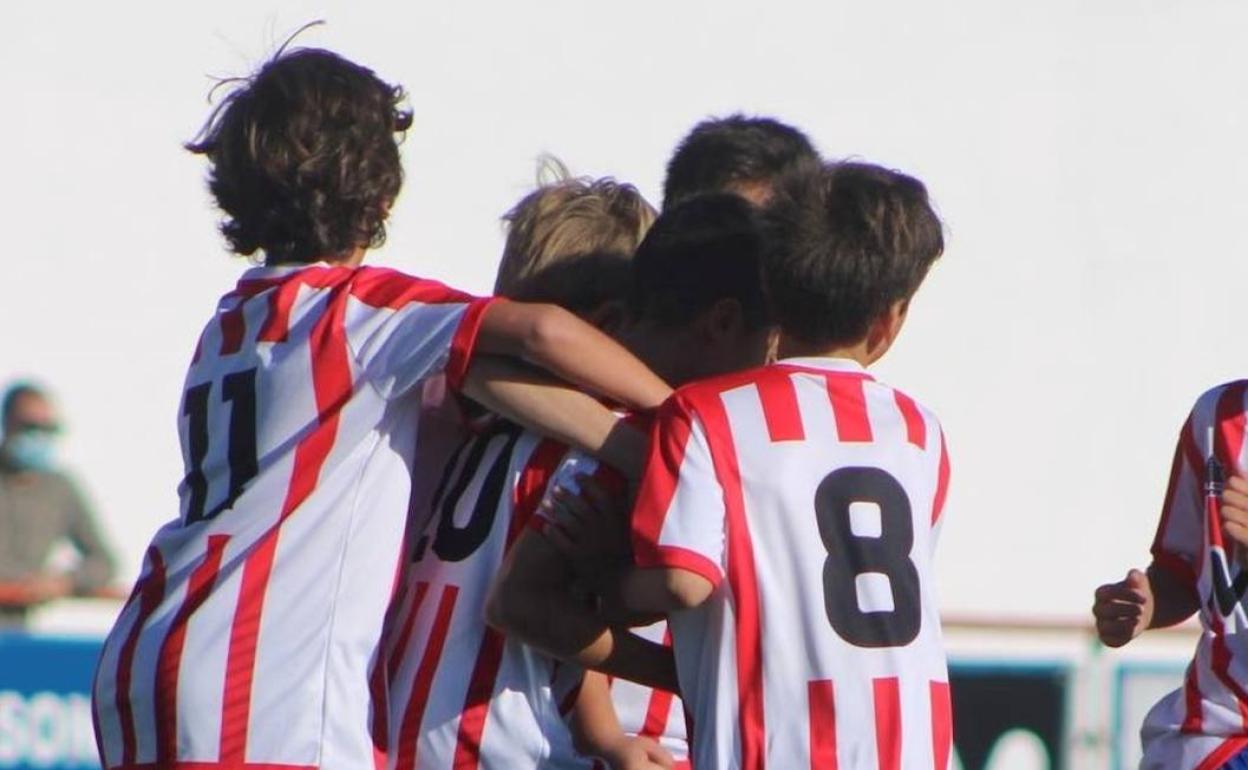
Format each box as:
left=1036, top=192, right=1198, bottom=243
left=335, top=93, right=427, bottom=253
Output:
left=0, top=381, right=117, bottom=628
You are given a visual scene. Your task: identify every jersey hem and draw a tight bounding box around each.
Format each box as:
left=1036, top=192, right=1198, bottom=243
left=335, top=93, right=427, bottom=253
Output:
left=1195, top=736, right=1248, bottom=770
left=634, top=545, right=723, bottom=588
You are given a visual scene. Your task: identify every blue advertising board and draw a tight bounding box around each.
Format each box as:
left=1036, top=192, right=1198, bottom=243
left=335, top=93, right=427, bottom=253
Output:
left=0, top=634, right=101, bottom=770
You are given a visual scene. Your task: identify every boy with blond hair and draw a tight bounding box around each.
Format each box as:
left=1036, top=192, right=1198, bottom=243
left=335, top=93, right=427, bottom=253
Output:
left=382, top=163, right=672, bottom=770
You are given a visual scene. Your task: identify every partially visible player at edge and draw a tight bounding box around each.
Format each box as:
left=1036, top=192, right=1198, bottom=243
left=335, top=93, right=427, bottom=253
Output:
left=90, top=47, right=669, bottom=770
left=533, top=161, right=953, bottom=769
left=487, top=115, right=818, bottom=770
left=1095, top=383, right=1248, bottom=770
left=381, top=161, right=671, bottom=770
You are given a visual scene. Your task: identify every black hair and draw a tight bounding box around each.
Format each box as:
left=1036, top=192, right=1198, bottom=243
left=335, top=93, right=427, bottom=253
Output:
left=662, top=114, right=818, bottom=209
left=760, top=161, right=944, bottom=347
left=628, top=194, right=770, bottom=330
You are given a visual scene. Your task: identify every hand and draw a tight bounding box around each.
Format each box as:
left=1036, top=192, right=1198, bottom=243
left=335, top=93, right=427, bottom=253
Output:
left=541, top=474, right=632, bottom=580
left=1093, top=569, right=1154, bottom=647
left=601, top=735, right=675, bottom=770
left=1223, top=475, right=1248, bottom=566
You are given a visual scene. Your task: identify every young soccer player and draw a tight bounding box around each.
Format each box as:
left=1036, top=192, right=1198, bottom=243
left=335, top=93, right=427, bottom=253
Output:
left=1094, top=385, right=1248, bottom=770
left=487, top=116, right=817, bottom=769
left=90, top=48, right=669, bottom=770
left=489, top=193, right=779, bottom=770
left=520, top=160, right=953, bottom=769
left=380, top=166, right=671, bottom=770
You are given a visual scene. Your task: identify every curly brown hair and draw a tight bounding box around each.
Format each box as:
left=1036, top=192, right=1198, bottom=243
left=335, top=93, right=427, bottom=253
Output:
left=187, top=47, right=413, bottom=264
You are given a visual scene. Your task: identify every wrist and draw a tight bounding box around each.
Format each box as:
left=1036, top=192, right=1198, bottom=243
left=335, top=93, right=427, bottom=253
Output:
left=597, top=733, right=635, bottom=766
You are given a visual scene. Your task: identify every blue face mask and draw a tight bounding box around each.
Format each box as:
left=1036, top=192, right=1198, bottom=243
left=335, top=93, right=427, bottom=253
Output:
left=4, top=431, right=58, bottom=472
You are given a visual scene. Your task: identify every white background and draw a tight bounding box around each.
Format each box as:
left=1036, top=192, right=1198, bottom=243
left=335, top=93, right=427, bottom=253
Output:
left=3, top=0, right=1247, bottom=623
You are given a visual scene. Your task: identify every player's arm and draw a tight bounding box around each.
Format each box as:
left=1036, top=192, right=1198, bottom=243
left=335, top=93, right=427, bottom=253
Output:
left=612, top=568, right=714, bottom=614
left=485, top=529, right=679, bottom=693
left=568, top=671, right=675, bottom=770
left=460, top=357, right=648, bottom=480
left=472, top=301, right=670, bottom=413
left=1093, top=562, right=1199, bottom=647
left=536, top=481, right=715, bottom=616
left=1094, top=414, right=1203, bottom=647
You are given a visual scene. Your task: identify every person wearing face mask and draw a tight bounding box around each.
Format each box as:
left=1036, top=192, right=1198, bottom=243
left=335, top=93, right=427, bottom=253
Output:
left=0, top=381, right=117, bottom=628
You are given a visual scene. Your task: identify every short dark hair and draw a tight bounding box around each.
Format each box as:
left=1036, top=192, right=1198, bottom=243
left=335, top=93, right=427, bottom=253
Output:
left=628, top=194, right=769, bottom=330
left=662, top=114, right=818, bottom=209
left=2, top=382, right=44, bottom=426
left=187, top=47, right=413, bottom=264
left=761, top=161, right=944, bottom=347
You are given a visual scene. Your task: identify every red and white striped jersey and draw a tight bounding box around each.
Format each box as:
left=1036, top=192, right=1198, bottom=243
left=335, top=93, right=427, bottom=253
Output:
left=533, top=451, right=690, bottom=768
left=630, top=357, right=953, bottom=770
left=1142, top=381, right=1248, bottom=770
left=92, top=263, right=492, bottom=770
left=381, top=420, right=582, bottom=770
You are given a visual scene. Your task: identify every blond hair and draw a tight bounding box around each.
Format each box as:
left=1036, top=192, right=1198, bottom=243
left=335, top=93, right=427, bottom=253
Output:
left=494, top=156, right=657, bottom=300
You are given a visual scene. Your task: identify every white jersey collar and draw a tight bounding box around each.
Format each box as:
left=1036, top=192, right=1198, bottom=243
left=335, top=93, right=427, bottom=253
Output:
left=776, top=356, right=870, bottom=376
left=239, top=261, right=335, bottom=281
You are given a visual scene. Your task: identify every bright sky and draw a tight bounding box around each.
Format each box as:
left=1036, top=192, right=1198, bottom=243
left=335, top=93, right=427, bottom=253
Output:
left=4, top=0, right=1248, bottom=621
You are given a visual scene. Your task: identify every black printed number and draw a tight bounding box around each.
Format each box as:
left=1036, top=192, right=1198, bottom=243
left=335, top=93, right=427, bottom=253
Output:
left=419, top=423, right=522, bottom=562
left=182, top=368, right=259, bottom=524
left=815, top=467, right=921, bottom=648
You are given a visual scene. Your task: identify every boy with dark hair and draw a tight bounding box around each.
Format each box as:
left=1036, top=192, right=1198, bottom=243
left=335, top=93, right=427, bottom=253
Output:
left=662, top=114, right=818, bottom=208
left=489, top=193, right=777, bottom=769
left=90, top=47, right=668, bottom=770
left=519, top=162, right=953, bottom=769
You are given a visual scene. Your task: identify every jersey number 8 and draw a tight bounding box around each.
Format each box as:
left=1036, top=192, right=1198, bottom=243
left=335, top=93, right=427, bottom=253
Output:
left=815, top=466, right=921, bottom=648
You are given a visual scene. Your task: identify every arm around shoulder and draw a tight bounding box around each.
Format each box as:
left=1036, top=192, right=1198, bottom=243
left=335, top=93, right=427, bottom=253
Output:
left=471, top=301, right=671, bottom=413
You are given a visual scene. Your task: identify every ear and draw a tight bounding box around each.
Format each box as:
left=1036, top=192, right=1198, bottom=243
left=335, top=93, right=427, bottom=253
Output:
left=864, top=299, right=910, bottom=363
left=765, top=326, right=782, bottom=365
left=585, top=300, right=628, bottom=336
left=698, top=298, right=746, bottom=344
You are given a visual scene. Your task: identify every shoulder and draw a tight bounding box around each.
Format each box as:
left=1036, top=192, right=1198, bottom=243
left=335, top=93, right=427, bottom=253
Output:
left=666, top=365, right=779, bottom=414
left=884, top=380, right=944, bottom=430
left=6, top=469, right=82, bottom=505
left=348, top=266, right=482, bottom=307
left=1188, top=379, right=1248, bottom=418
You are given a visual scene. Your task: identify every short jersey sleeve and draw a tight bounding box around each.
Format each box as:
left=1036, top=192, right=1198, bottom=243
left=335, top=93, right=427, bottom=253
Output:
left=344, top=267, right=496, bottom=399
left=630, top=394, right=726, bottom=588
left=1151, top=411, right=1206, bottom=593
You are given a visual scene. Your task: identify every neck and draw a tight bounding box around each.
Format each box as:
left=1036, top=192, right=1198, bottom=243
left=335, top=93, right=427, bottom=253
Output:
left=776, top=336, right=873, bottom=366
left=340, top=247, right=367, bottom=268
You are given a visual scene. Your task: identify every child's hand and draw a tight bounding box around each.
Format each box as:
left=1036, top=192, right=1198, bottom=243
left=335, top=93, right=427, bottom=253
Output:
left=1222, top=474, right=1248, bottom=565
left=541, top=474, right=631, bottom=580
left=601, top=735, right=675, bottom=770
left=1092, top=569, right=1154, bottom=647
